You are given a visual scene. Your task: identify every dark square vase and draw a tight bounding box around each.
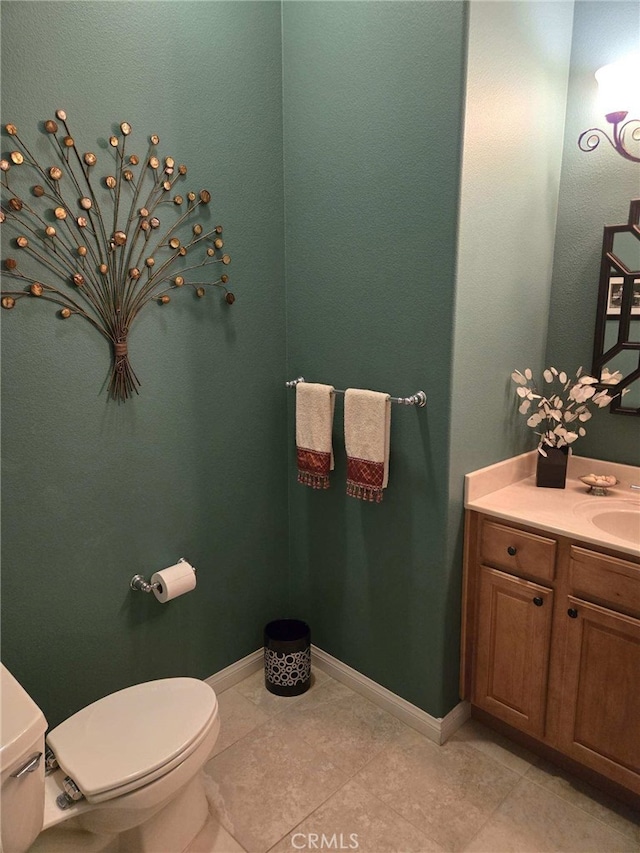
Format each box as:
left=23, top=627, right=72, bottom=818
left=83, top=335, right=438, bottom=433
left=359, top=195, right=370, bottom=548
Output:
left=536, top=445, right=569, bottom=489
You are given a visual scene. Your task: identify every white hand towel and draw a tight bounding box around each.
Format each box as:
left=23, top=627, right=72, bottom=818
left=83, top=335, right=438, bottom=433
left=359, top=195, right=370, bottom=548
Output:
left=296, top=382, right=335, bottom=489
left=344, top=389, right=391, bottom=503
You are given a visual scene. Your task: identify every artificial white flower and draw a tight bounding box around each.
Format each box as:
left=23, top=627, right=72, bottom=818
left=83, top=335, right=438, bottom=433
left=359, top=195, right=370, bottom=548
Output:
left=600, top=368, right=623, bottom=385
left=512, top=366, right=616, bottom=453
left=593, top=390, right=614, bottom=407
left=569, top=384, right=596, bottom=403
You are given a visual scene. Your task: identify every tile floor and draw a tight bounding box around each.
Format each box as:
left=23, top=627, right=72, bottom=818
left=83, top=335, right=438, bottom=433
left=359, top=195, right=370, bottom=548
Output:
left=189, top=668, right=640, bottom=853
left=32, top=667, right=640, bottom=853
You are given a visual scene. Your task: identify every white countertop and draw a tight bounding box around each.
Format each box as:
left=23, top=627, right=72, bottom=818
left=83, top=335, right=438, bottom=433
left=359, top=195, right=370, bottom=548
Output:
left=465, top=452, right=640, bottom=558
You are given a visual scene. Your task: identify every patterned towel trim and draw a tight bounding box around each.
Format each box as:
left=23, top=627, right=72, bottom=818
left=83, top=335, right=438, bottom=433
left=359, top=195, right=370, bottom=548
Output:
left=297, top=447, right=331, bottom=489
left=346, top=456, right=385, bottom=503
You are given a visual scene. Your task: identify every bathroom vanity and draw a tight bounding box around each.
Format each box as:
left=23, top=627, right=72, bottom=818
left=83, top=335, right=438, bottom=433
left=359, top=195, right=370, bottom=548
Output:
left=460, top=453, right=640, bottom=806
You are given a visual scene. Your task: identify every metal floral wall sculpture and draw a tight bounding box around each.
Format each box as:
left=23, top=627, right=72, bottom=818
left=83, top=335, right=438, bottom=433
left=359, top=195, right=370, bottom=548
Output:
left=1, top=111, right=234, bottom=401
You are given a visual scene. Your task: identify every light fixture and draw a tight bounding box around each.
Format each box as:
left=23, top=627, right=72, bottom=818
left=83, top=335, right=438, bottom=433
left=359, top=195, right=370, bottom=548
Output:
left=578, top=53, right=640, bottom=163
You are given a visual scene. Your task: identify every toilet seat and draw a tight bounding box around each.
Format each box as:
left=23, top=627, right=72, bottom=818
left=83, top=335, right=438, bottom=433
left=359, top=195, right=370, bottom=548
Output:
left=46, top=678, right=218, bottom=804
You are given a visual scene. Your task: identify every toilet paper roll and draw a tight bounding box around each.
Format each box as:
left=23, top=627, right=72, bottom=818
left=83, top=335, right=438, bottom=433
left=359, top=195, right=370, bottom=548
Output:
left=151, top=561, right=196, bottom=603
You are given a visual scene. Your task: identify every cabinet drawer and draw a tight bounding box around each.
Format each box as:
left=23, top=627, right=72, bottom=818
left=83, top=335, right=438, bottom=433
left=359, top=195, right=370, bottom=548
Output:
left=481, top=520, right=556, bottom=582
left=569, top=547, right=640, bottom=617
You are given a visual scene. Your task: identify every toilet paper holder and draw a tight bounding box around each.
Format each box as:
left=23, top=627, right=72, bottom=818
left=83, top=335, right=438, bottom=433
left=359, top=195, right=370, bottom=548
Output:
left=130, top=558, right=196, bottom=593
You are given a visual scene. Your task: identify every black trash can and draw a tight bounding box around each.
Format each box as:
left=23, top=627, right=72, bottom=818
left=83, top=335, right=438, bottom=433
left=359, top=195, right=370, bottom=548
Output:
left=264, top=619, right=311, bottom=696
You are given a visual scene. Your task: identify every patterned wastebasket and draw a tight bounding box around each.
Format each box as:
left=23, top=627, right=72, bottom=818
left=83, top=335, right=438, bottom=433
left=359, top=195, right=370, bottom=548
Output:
left=264, top=619, right=311, bottom=696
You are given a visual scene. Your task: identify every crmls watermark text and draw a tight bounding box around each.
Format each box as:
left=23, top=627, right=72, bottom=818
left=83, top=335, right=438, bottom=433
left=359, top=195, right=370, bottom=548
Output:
left=291, top=832, right=359, bottom=850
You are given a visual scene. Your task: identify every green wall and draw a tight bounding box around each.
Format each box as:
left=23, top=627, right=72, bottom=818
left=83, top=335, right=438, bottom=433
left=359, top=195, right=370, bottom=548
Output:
left=1, top=1, right=288, bottom=728
left=546, top=0, right=640, bottom=464
left=451, top=0, right=573, bottom=480
left=447, top=0, right=574, bottom=715
left=3, top=0, right=636, bottom=733
left=283, top=1, right=468, bottom=717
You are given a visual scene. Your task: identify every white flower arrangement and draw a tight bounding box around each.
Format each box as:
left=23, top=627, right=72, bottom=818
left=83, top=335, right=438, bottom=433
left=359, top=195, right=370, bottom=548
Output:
left=511, top=366, right=616, bottom=455
left=600, top=367, right=624, bottom=385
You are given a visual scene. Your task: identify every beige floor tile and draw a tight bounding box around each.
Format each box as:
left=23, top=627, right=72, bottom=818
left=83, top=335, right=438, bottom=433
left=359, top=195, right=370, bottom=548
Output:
left=268, top=780, right=446, bottom=853
left=285, top=674, right=356, bottom=712
left=307, top=663, right=332, bottom=685
left=186, top=813, right=247, bottom=853
left=202, top=715, right=349, bottom=853
left=354, top=725, right=520, bottom=851
left=234, top=669, right=326, bottom=716
left=524, top=758, right=640, bottom=844
left=278, top=688, right=407, bottom=775
left=464, top=776, right=637, bottom=852
left=450, top=718, right=538, bottom=776
left=211, top=687, right=271, bottom=757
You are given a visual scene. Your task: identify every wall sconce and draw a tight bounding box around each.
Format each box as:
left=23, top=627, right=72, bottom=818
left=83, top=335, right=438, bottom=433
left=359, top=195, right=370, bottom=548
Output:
left=578, top=53, right=640, bottom=163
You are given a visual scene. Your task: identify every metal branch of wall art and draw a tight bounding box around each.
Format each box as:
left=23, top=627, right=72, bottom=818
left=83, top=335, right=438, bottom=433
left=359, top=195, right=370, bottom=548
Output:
left=1, top=111, right=234, bottom=402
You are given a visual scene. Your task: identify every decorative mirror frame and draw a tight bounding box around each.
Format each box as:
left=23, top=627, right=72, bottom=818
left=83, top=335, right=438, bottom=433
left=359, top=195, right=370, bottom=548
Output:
left=591, top=198, right=640, bottom=416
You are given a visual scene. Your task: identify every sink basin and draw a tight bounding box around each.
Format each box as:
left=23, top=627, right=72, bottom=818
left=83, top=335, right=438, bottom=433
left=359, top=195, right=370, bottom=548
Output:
left=590, top=510, right=640, bottom=543
left=575, top=499, right=640, bottom=545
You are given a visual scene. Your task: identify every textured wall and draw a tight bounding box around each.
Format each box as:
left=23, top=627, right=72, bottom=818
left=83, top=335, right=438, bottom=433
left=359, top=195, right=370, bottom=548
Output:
left=451, top=0, right=574, bottom=476
left=445, top=0, right=574, bottom=713
left=283, top=0, right=468, bottom=717
left=3, top=0, right=632, bottom=732
left=1, top=1, right=287, bottom=727
left=546, top=0, right=640, bottom=464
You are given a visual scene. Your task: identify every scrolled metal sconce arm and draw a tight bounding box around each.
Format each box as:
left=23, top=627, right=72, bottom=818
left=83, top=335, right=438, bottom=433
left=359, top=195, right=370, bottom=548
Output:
left=578, top=111, right=640, bottom=164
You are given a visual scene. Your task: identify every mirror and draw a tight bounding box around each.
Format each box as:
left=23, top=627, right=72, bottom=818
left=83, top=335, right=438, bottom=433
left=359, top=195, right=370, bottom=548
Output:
left=592, top=199, right=640, bottom=415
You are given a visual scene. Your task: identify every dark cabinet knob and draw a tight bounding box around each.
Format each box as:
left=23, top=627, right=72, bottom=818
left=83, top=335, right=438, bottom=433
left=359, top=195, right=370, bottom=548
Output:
left=533, top=597, right=543, bottom=607
left=507, top=546, right=517, bottom=556
left=567, top=608, right=578, bottom=619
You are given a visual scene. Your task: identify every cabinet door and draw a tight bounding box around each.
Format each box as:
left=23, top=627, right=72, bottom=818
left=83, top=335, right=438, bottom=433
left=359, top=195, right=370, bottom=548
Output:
left=473, top=566, right=553, bottom=737
left=558, top=596, right=640, bottom=795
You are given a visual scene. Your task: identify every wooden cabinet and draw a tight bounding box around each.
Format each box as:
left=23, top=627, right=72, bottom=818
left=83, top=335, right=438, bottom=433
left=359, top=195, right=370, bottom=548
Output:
left=474, top=566, right=553, bottom=737
left=558, top=597, right=640, bottom=790
left=462, top=513, right=640, bottom=800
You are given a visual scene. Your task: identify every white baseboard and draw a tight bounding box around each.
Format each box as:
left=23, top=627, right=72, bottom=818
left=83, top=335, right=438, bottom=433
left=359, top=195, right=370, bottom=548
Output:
left=311, top=645, right=470, bottom=745
left=205, top=649, right=263, bottom=693
left=439, top=695, right=472, bottom=743
left=204, top=645, right=470, bottom=745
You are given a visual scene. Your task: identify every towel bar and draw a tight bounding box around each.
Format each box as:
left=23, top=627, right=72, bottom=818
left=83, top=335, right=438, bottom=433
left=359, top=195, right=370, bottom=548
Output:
left=285, top=376, right=426, bottom=407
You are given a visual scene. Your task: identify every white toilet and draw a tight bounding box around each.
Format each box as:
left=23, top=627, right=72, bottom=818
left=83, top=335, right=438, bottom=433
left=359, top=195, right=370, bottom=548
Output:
left=1, top=663, right=220, bottom=853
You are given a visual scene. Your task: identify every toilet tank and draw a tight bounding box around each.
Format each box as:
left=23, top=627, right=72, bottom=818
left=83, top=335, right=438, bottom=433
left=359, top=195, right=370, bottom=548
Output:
left=0, top=664, right=48, bottom=853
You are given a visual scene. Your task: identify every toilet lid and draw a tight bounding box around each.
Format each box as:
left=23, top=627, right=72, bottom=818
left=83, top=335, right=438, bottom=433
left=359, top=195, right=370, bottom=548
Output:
left=46, top=678, right=217, bottom=799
